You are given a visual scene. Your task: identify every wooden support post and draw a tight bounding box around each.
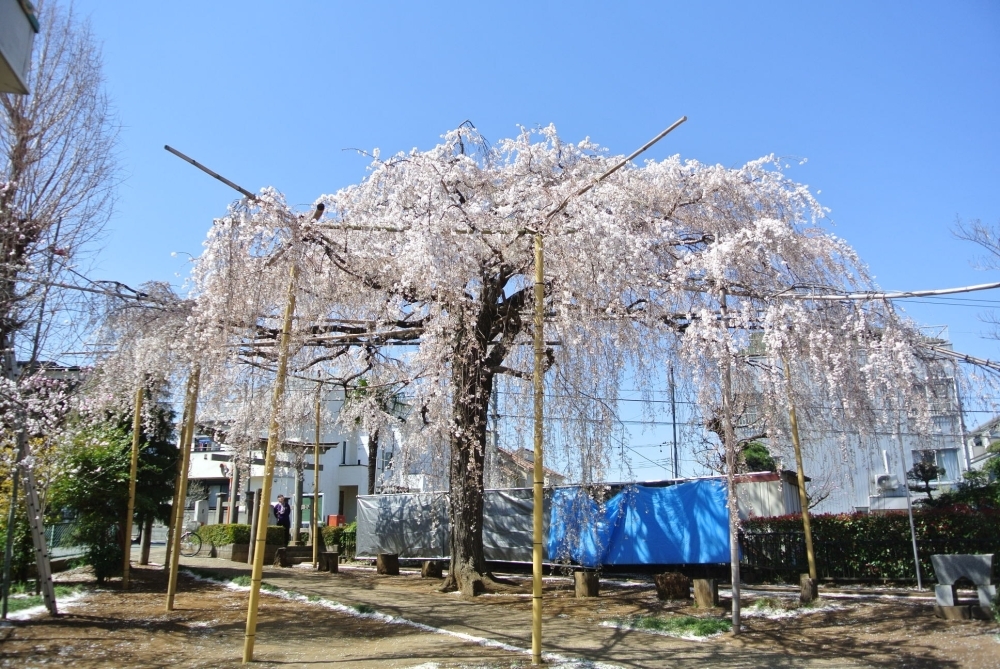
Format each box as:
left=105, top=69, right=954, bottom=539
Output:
left=783, top=358, right=817, bottom=589
left=531, top=231, right=545, bottom=666
left=243, top=262, right=299, bottom=664
left=123, top=384, right=145, bottom=589
left=693, top=579, right=720, bottom=608
left=574, top=571, right=599, bottom=598
left=165, top=367, right=200, bottom=611
left=376, top=553, right=399, bottom=575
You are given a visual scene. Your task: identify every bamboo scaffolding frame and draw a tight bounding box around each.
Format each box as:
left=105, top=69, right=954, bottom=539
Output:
left=165, top=367, right=200, bottom=611
left=242, top=261, right=299, bottom=664
left=122, top=384, right=144, bottom=589
left=783, top=358, right=817, bottom=583
left=530, top=231, right=545, bottom=666
left=528, top=118, right=689, bottom=663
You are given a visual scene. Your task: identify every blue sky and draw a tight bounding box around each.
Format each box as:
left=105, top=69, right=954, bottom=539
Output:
left=68, top=1, right=1000, bottom=477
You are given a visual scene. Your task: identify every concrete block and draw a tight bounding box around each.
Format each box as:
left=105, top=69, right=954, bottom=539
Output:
left=654, top=572, right=691, bottom=600
left=574, top=571, right=600, bottom=598
left=935, top=584, right=958, bottom=607
left=800, top=574, right=818, bottom=604
left=935, top=604, right=972, bottom=620
left=693, top=579, right=719, bottom=608
left=421, top=561, right=444, bottom=578
left=977, top=584, right=997, bottom=609
left=376, top=553, right=399, bottom=575
left=930, top=554, right=994, bottom=586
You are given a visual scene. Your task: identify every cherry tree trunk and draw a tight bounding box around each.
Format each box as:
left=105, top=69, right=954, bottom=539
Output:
left=443, top=335, right=494, bottom=595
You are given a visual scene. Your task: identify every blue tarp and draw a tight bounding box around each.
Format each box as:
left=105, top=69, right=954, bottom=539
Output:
left=546, top=480, right=730, bottom=567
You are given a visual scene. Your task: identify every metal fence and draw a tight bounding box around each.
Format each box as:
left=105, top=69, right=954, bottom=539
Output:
left=740, top=530, right=999, bottom=583
left=44, top=522, right=84, bottom=559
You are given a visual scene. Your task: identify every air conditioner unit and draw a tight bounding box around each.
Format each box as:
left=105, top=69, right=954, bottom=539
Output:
left=876, top=474, right=900, bottom=492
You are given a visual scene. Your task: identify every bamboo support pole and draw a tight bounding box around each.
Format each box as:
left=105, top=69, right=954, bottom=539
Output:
left=165, top=367, right=201, bottom=611
left=528, top=119, right=688, bottom=663
left=312, top=382, right=321, bottom=569
left=897, top=425, right=923, bottom=589
left=163, top=399, right=188, bottom=575
left=122, top=384, right=145, bottom=589
left=783, top=358, right=817, bottom=581
left=243, top=262, right=299, bottom=664
left=719, top=288, right=741, bottom=634
left=531, top=232, right=545, bottom=666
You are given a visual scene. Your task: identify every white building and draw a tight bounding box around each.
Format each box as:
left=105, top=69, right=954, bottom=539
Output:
left=186, top=386, right=395, bottom=531
left=802, top=332, right=969, bottom=514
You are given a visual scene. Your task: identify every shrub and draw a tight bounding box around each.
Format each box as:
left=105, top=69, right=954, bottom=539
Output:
left=742, top=508, right=1000, bottom=582
left=198, top=524, right=290, bottom=545
left=198, top=524, right=251, bottom=547
left=321, top=520, right=357, bottom=556
left=49, top=409, right=178, bottom=584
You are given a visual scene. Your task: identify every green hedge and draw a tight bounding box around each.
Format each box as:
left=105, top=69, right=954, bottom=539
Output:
left=197, top=524, right=290, bottom=547
left=321, top=521, right=357, bottom=557
left=742, top=508, right=1000, bottom=582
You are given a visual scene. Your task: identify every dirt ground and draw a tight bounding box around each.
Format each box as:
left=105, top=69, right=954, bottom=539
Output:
left=1, top=557, right=998, bottom=668
left=0, top=566, right=527, bottom=668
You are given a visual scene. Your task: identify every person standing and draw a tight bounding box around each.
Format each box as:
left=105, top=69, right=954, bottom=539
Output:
left=273, top=495, right=291, bottom=547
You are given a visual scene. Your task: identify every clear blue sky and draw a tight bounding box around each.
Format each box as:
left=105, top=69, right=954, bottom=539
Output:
left=70, top=1, right=1000, bottom=476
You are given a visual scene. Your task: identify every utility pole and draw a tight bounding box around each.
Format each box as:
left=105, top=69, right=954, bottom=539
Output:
left=312, top=379, right=322, bottom=569
left=670, top=365, right=679, bottom=479
left=719, top=287, right=742, bottom=634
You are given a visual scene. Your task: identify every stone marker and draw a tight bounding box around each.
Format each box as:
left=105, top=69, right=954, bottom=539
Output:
left=930, top=554, right=993, bottom=587
left=421, top=560, right=444, bottom=578
left=800, top=574, right=818, bottom=603
left=376, top=553, right=399, bottom=575
left=693, top=578, right=719, bottom=608
left=930, top=554, right=995, bottom=619
left=575, top=571, right=600, bottom=598
left=654, top=572, right=691, bottom=600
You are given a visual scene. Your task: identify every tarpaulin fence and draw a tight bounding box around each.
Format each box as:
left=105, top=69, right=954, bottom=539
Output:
left=358, top=479, right=731, bottom=566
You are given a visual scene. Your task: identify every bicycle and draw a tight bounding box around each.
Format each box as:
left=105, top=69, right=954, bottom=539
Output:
left=180, top=526, right=203, bottom=557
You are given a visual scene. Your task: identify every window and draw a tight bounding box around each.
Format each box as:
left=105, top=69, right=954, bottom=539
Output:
left=910, top=448, right=960, bottom=483
left=936, top=449, right=959, bottom=483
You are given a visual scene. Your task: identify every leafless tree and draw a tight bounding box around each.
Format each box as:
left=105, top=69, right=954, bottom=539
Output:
left=0, top=0, right=119, bottom=377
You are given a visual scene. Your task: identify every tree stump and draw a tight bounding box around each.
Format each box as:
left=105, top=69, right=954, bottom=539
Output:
left=273, top=547, right=289, bottom=568
left=376, top=553, right=399, bottom=575
left=421, top=561, right=443, bottom=578
left=574, top=571, right=600, bottom=598
left=693, top=578, right=719, bottom=608
left=654, top=572, right=691, bottom=600
left=321, top=551, right=340, bottom=573
left=800, top=574, right=818, bottom=603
